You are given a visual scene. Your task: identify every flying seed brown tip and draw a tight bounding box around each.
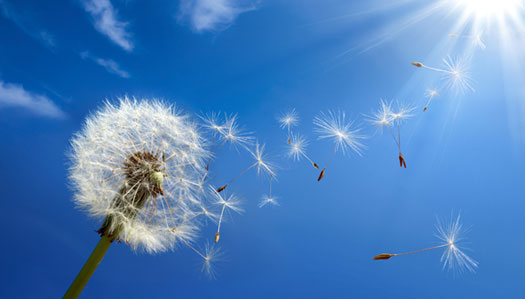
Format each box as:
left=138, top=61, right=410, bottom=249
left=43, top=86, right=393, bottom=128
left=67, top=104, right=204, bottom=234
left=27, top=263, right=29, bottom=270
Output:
left=217, top=185, right=227, bottom=193
left=317, top=168, right=326, bottom=181
left=399, top=153, right=406, bottom=168
left=313, top=163, right=319, bottom=169
left=411, top=62, right=423, bottom=68
left=373, top=253, right=394, bottom=260
left=214, top=232, right=220, bottom=243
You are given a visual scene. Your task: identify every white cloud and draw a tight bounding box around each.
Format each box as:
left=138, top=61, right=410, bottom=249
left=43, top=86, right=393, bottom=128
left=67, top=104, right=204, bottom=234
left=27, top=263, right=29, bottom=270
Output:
left=82, top=0, right=133, bottom=51
left=178, top=0, right=257, bottom=33
left=80, top=51, right=130, bottom=78
left=0, top=1, right=57, bottom=50
left=0, top=81, right=65, bottom=118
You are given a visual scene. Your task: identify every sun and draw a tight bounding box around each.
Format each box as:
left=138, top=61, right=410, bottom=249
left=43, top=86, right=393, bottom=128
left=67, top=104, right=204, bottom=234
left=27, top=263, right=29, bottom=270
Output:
left=455, top=0, right=522, bottom=18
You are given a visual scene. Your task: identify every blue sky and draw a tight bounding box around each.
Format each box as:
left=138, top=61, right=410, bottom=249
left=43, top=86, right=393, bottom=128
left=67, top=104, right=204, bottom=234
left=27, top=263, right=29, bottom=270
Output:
left=1, top=0, right=525, bottom=298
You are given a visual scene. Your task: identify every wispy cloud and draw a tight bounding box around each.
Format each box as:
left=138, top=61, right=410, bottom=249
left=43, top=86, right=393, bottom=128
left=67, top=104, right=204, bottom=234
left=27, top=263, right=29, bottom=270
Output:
left=80, top=51, right=130, bottom=78
left=0, top=80, right=65, bottom=118
left=82, top=0, right=133, bottom=51
left=0, top=0, right=56, bottom=50
left=178, top=0, right=257, bottom=33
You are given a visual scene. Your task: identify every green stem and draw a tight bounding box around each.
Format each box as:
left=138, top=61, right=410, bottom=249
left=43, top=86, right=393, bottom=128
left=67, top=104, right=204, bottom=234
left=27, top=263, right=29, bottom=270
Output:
left=64, top=235, right=113, bottom=298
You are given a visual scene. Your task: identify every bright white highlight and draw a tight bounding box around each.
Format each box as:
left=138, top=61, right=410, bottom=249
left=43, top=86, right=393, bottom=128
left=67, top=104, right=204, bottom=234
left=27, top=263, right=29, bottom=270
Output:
left=455, top=0, right=521, bottom=18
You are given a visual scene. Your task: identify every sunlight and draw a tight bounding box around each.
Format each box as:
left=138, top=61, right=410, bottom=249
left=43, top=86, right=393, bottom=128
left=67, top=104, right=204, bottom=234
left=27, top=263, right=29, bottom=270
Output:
left=455, top=0, right=521, bottom=18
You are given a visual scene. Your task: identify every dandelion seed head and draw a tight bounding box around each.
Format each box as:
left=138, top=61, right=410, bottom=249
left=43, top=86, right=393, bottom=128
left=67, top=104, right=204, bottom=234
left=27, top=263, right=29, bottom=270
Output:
left=258, top=194, right=280, bottom=208
left=278, top=109, right=299, bottom=130
left=219, top=114, right=254, bottom=150
left=288, top=133, right=308, bottom=161
left=314, top=110, right=366, bottom=155
left=201, top=243, right=222, bottom=278
left=442, top=56, right=475, bottom=93
left=250, top=142, right=276, bottom=178
left=210, top=186, right=244, bottom=215
left=69, top=97, right=210, bottom=253
left=366, top=99, right=394, bottom=129
left=390, top=102, right=416, bottom=124
left=435, top=214, right=478, bottom=273
left=200, top=111, right=225, bottom=134
left=426, top=89, right=439, bottom=98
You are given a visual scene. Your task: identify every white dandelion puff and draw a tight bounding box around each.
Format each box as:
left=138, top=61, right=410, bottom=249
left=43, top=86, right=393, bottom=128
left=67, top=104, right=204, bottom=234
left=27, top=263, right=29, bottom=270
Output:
left=218, top=113, right=255, bottom=151
left=412, top=56, right=475, bottom=93
left=373, top=213, right=478, bottom=275
left=216, top=142, right=276, bottom=193
left=65, top=97, right=213, bottom=297
left=436, top=214, right=479, bottom=273
left=69, top=98, right=209, bottom=252
left=258, top=194, right=280, bottom=208
left=183, top=241, right=223, bottom=278
left=366, top=100, right=415, bottom=168
left=423, top=89, right=439, bottom=112
left=314, top=110, right=365, bottom=181
left=287, top=133, right=319, bottom=169
left=278, top=109, right=299, bottom=144
left=259, top=175, right=279, bottom=208
left=449, top=32, right=486, bottom=50
left=210, top=186, right=243, bottom=243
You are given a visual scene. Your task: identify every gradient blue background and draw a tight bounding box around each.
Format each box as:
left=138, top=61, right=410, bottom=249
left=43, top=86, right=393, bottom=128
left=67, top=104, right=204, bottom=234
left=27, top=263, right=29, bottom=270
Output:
left=1, top=0, right=524, bottom=298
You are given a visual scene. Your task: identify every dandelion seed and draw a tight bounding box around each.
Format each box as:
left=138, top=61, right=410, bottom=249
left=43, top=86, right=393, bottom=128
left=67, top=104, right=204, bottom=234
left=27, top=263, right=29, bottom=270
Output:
left=184, top=241, right=222, bottom=278
left=258, top=195, right=280, bottom=208
left=287, top=133, right=319, bottom=169
left=373, top=213, right=478, bottom=274
left=259, top=176, right=280, bottom=208
left=66, top=98, right=211, bottom=297
left=423, top=89, right=439, bottom=112
left=313, top=110, right=365, bottom=181
left=217, top=142, right=275, bottom=192
left=210, top=186, right=243, bottom=243
left=366, top=100, right=414, bottom=168
left=278, top=109, right=299, bottom=144
left=219, top=113, right=255, bottom=151
left=411, top=56, right=475, bottom=93
left=202, top=113, right=254, bottom=172
left=449, top=32, right=486, bottom=50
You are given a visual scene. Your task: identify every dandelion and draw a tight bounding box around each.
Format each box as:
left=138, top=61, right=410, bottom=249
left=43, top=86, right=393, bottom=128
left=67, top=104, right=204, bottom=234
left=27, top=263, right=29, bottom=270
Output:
left=411, top=56, right=475, bottom=93
left=216, top=142, right=275, bottom=192
left=423, top=89, right=439, bottom=112
left=314, top=110, right=365, bottom=181
left=184, top=241, right=222, bottom=278
left=65, top=98, right=214, bottom=297
left=219, top=113, right=255, bottom=151
left=200, top=112, right=226, bottom=170
left=373, top=214, right=478, bottom=274
left=259, top=176, right=280, bottom=208
left=278, top=109, right=299, bottom=144
left=210, top=186, right=243, bottom=243
left=366, top=100, right=414, bottom=168
left=202, top=113, right=254, bottom=172
left=449, top=32, right=486, bottom=50
left=287, top=133, right=319, bottom=169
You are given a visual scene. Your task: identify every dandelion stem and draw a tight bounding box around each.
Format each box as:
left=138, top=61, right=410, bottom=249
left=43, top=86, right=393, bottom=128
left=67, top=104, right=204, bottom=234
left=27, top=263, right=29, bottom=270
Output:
left=301, top=152, right=319, bottom=169
left=385, top=125, right=400, bottom=151
left=215, top=204, right=227, bottom=243
left=421, top=65, right=455, bottom=75
left=218, top=162, right=257, bottom=192
left=64, top=235, right=113, bottom=298
left=393, top=243, right=449, bottom=257
left=325, top=143, right=338, bottom=168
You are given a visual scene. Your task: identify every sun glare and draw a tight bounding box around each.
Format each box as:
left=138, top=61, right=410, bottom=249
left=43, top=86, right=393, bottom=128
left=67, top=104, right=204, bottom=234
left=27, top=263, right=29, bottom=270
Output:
left=455, top=0, right=521, bottom=18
